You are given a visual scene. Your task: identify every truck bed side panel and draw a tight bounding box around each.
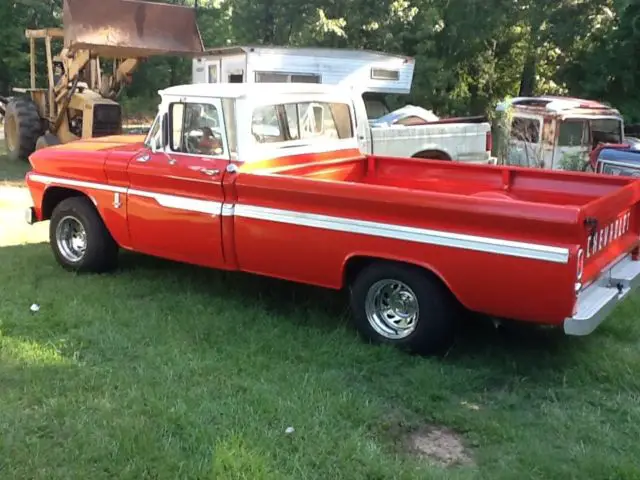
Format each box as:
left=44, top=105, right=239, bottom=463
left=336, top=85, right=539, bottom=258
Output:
left=231, top=173, right=578, bottom=325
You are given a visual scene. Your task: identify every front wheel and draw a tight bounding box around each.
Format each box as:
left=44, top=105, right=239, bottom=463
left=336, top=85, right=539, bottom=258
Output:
left=49, top=196, right=119, bottom=273
left=349, top=261, right=459, bottom=356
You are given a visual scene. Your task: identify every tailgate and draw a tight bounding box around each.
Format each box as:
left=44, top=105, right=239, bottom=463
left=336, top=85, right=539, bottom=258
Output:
left=580, top=180, right=640, bottom=283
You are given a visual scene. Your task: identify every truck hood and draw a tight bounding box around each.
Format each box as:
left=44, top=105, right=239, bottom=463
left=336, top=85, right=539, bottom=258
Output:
left=37, top=134, right=147, bottom=153
left=28, top=134, right=147, bottom=181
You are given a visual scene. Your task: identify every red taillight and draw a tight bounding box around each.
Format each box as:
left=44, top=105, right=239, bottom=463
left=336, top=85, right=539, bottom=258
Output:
left=576, top=248, right=584, bottom=280
left=485, top=131, right=493, bottom=152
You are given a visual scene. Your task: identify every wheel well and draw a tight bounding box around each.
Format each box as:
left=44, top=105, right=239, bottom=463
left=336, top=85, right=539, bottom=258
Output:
left=412, top=150, right=451, bottom=161
left=42, top=187, right=88, bottom=220
left=343, top=256, right=451, bottom=294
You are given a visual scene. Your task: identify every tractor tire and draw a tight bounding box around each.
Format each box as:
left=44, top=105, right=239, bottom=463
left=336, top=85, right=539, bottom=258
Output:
left=3, top=97, right=43, bottom=162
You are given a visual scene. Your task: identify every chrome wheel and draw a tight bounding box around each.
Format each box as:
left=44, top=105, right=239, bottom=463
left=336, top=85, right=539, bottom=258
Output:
left=365, top=279, right=419, bottom=340
left=55, top=215, right=87, bottom=263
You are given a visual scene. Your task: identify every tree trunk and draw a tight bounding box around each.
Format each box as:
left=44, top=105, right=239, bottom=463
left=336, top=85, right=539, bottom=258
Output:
left=518, top=52, right=537, bottom=97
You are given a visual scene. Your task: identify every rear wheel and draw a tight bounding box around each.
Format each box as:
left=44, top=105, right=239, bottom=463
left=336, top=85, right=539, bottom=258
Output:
left=349, top=261, right=459, bottom=356
left=49, top=196, right=119, bottom=273
left=3, top=97, right=43, bottom=162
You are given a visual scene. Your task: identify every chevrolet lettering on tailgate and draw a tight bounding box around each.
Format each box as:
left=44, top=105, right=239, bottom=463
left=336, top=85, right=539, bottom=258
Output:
left=586, top=210, right=631, bottom=258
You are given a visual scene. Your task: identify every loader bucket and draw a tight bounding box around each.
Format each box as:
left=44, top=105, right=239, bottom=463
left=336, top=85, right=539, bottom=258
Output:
left=62, top=0, right=204, bottom=58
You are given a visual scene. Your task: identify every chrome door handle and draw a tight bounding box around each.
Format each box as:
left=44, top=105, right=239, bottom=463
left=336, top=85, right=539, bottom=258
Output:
left=199, top=168, right=220, bottom=176
left=136, top=153, right=150, bottom=162
left=168, top=157, right=177, bottom=165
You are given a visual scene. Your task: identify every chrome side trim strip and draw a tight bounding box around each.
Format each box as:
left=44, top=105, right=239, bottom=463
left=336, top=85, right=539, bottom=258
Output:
left=127, top=189, right=222, bottom=215
left=29, top=174, right=128, bottom=194
left=29, top=174, right=222, bottom=215
left=234, top=204, right=570, bottom=264
left=28, top=173, right=571, bottom=263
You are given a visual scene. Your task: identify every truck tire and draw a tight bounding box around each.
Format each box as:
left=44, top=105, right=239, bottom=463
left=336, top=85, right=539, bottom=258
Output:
left=49, top=196, right=119, bottom=273
left=3, top=97, right=43, bottom=162
left=349, top=261, right=458, bottom=356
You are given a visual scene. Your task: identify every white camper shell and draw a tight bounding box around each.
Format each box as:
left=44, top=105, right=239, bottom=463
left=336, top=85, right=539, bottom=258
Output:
left=192, top=45, right=414, bottom=120
left=192, top=45, right=493, bottom=164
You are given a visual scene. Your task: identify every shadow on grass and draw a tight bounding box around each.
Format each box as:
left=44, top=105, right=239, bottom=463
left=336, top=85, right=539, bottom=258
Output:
left=0, top=155, right=30, bottom=187
left=113, top=250, right=582, bottom=370
left=1, top=242, right=600, bottom=380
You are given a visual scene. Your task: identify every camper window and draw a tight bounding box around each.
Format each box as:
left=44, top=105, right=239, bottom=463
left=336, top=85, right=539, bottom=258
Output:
left=255, top=71, right=321, bottom=83
left=370, top=68, right=400, bottom=81
left=290, top=74, right=321, bottom=83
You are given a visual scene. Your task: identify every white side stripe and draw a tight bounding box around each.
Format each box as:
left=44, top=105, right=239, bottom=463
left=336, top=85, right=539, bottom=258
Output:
left=127, top=189, right=222, bottom=215
left=28, top=173, right=570, bottom=263
left=29, top=174, right=128, bottom=194
left=30, top=174, right=222, bottom=215
left=234, top=204, right=570, bottom=264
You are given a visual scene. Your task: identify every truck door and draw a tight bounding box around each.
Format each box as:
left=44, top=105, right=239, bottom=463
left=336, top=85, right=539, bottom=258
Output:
left=126, top=98, right=230, bottom=268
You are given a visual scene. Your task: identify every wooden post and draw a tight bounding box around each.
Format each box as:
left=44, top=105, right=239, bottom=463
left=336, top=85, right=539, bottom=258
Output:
left=45, top=35, right=55, bottom=120
left=30, top=38, right=36, bottom=89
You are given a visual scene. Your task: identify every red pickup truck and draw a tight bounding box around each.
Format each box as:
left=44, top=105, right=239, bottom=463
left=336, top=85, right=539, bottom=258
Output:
left=23, top=83, right=640, bottom=355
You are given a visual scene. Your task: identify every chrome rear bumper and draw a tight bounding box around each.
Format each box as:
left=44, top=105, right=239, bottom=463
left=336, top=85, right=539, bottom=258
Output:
left=564, top=253, right=640, bottom=335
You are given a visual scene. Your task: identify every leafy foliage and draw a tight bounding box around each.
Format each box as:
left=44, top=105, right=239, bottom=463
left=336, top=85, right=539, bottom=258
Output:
left=0, top=0, right=638, bottom=121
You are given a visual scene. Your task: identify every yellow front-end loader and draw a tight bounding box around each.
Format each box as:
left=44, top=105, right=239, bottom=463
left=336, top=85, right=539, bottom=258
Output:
left=0, top=0, right=204, bottom=162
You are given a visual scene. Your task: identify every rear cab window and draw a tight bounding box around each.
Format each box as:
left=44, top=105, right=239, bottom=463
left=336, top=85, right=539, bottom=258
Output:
left=251, top=101, right=354, bottom=145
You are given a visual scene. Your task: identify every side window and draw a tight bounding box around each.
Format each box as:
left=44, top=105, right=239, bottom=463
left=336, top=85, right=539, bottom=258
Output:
left=557, top=120, right=587, bottom=147
left=251, top=105, right=284, bottom=143
left=251, top=101, right=353, bottom=144
left=169, top=102, right=225, bottom=156
left=511, top=117, right=540, bottom=143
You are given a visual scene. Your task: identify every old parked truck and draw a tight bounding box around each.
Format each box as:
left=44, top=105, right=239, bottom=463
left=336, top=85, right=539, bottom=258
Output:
left=23, top=83, right=640, bottom=355
left=496, top=96, right=625, bottom=171
left=192, top=45, right=493, bottom=164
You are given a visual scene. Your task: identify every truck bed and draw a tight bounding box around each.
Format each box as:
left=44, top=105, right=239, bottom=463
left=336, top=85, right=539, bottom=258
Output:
left=243, top=153, right=640, bottom=287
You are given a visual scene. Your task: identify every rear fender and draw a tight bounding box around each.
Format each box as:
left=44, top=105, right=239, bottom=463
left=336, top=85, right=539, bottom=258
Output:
left=342, top=252, right=466, bottom=308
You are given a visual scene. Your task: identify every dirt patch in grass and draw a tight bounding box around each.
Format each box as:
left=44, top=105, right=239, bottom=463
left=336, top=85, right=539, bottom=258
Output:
left=405, top=424, right=474, bottom=467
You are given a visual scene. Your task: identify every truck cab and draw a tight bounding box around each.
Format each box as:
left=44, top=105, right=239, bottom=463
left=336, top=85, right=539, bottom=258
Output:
left=496, top=96, right=625, bottom=171
left=192, top=45, right=493, bottom=164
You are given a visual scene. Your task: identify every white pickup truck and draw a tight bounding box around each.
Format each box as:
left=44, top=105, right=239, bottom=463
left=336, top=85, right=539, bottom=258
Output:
left=359, top=101, right=493, bottom=163
left=191, top=45, right=494, bottom=164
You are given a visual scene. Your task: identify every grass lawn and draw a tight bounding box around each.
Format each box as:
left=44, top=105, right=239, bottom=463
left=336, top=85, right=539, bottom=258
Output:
left=1, top=146, right=640, bottom=479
